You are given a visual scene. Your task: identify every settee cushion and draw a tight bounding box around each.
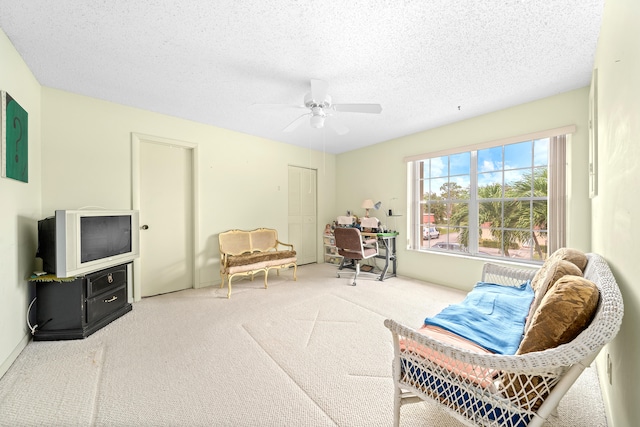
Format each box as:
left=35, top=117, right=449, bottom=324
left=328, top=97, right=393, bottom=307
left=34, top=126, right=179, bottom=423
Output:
left=226, top=250, right=297, bottom=267
left=400, top=325, right=496, bottom=389
left=504, top=274, right=599, bottom=410
left=529, top=249, right=587, bottom=294
left=226, top=257, right=297, bottom=275
left=525, top=259, right=583, bottom=331
left=518, top=275, right=599, bottom=355
left=547, top=248, right=588, bottom=272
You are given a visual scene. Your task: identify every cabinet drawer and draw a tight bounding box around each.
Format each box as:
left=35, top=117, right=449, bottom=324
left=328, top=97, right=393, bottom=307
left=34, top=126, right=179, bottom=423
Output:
left=86, top=285, right=127, bottom=324
left=86, top=265, right=127, bottom=297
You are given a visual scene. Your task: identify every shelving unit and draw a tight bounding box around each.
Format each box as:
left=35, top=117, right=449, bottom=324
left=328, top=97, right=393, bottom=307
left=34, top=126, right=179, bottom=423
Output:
left=323, top=234, right=343, bottom=264
left=385, top=212, right=402, bottom=233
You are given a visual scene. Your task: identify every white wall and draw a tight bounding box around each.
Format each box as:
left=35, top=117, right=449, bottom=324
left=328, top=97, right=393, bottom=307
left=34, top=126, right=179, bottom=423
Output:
left=592, top=0, right=640, bottom=425
left=40, top=87, right=336, bottom=290
left=0, top=29, right=42, bottom=377
left=335, top=88, right=590, bottom=291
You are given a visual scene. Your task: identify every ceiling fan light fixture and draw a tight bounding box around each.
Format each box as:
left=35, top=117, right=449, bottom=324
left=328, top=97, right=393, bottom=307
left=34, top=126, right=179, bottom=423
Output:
left=310, top=115, right=325, bottom=129
left=277, top=79, right=382, bottom=134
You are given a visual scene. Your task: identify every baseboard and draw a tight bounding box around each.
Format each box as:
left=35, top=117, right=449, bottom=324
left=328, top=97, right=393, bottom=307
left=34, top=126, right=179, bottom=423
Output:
left=194, top=281, right=217, bottom=289
left=0, top=333, right=31, bottom=379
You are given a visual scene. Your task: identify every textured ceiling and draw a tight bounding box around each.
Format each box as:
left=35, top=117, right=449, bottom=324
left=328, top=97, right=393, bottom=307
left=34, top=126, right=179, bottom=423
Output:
left=0, top=1, right=604, bottom=154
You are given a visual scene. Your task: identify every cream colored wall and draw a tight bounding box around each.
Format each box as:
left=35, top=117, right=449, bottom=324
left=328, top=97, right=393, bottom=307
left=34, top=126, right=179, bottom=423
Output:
left=592, top=0, right=640, bottom=425
left=41, top=87, right=336, bottom=290
left=0, top=29, right=42, bottom=377
left=3, top=9, right=637, bottom=421
left=336, top=88, right=590, bottom=291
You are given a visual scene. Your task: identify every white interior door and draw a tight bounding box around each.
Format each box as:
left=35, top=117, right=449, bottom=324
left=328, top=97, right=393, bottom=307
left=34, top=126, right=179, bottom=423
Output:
left=288, top=166, right=317, bottom=265
left=138, top=139, right=194, bottom=297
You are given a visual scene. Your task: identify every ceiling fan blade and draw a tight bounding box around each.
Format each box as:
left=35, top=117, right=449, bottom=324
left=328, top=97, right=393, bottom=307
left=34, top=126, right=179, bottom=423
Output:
left=250, top=103, right=306, bottom=111
left=333, top=103, right=383, bottom=114
left=310, top=79, right=329, bottom=104
left=326, top=117, right=349, bottom=135
left=283, top=113, right=310, bottom=133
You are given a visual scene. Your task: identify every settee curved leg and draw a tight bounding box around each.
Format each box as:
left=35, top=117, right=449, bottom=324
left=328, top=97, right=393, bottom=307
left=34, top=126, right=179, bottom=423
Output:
left=293, top=264, right=297, bottom=281
left=227, top=277, right=232, bottom=299
left=264, top=269, right=269, bottom=289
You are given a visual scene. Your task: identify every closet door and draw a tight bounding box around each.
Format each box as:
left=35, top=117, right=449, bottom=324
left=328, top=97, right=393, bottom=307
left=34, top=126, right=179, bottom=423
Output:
left=138, top=139, right=194, bottom=297
left=288, top=166, right=317, bottom=265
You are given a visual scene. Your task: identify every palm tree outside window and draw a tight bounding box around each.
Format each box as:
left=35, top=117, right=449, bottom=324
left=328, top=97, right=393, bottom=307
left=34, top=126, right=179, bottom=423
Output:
left=406, top=130, right=570, bottom=263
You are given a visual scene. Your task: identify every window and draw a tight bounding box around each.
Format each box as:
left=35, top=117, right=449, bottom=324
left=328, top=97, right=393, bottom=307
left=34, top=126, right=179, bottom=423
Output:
left=406, top=128, right=572, bottom=263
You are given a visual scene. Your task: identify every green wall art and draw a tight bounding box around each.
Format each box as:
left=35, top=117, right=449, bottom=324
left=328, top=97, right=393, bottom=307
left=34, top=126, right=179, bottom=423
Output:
left=1, top=91, right=29, bottom=183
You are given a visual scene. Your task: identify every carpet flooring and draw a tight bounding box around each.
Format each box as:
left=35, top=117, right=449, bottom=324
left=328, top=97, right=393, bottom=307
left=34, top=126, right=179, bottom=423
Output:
left=0, top=263, right=607, bottom=426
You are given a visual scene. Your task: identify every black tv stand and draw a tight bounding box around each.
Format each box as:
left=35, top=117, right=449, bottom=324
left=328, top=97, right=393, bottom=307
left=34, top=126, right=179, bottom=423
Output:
left=32, top=263, right=132, bottom=341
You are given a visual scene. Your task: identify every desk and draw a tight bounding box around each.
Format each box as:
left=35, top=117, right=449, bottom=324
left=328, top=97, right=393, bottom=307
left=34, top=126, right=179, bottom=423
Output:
left=361, top=232, right=398, bottom=281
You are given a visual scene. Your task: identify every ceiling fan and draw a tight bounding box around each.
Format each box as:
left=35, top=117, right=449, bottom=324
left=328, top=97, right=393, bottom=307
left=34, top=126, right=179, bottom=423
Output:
left=259, top=79, right=382, bottom=135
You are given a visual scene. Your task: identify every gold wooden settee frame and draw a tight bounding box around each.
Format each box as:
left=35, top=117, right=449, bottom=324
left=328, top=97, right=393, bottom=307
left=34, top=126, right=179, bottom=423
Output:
left=218, top=228, right=297, bottom=298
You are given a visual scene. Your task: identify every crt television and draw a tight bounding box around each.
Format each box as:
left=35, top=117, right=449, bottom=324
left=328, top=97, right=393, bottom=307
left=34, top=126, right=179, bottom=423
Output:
left=37, top=209, right=140, bottom=278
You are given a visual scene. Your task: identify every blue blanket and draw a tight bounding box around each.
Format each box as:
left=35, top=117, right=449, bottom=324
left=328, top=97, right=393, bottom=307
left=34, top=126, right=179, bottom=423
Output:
left=424, top=281, right=534, bottom=355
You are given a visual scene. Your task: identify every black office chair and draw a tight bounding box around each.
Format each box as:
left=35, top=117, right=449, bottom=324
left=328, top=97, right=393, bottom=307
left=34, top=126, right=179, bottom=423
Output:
left=333, top=227, right=379, bottom=286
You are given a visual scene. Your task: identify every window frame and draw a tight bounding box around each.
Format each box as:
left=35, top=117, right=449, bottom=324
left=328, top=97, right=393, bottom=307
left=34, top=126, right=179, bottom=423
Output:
left=405, top=126, right=574, bottom=264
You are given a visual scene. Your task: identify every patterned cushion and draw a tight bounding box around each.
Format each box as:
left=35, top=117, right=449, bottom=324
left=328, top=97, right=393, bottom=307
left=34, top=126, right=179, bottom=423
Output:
left=518, top=275, right=599, bottom=354
left=504, top=275, right=599, bottom=410
left=529, top=248, right=587, bottom=293
left=227, top=250, right=297, bottom=267
left=546, top=247, right=588, bottom=272
left=524, top=260, right=583, bottom=332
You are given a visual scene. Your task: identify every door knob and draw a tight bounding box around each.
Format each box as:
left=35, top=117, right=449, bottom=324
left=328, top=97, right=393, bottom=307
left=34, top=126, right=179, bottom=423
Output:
left=140, top=225, right=149, bottom=230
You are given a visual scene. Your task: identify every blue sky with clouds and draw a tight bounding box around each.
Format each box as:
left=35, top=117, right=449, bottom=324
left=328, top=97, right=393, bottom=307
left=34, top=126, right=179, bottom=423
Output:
left=423, top=138, right=549, bottom=197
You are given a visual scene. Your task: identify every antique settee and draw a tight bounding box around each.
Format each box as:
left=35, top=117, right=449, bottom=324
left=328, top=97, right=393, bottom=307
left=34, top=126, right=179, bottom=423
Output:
left=218, top=228, right=297, bottom=298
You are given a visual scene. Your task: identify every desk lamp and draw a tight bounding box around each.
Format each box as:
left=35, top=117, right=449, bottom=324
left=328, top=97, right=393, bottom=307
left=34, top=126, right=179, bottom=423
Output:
left=361, top=199, right=382, bottom=217
left=362, top=199, right=374, bottom=217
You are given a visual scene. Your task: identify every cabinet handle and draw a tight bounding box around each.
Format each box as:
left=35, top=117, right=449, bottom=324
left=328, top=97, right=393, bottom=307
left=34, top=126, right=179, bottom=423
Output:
left=104, top=296, right=118, bottom=303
